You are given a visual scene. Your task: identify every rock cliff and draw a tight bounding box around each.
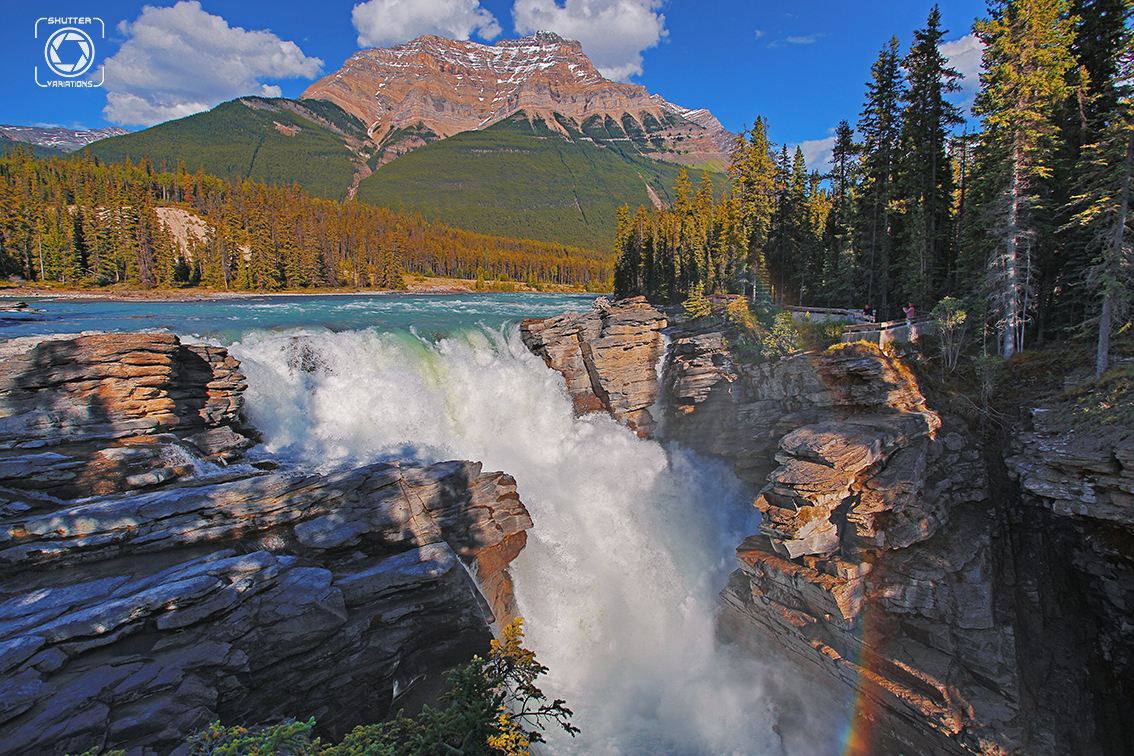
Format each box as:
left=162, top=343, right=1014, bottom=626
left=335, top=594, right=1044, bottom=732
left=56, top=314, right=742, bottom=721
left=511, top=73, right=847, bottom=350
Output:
left=666, top=337, right=1013, bottom=755
left=520, top=296, right=667, bottom=437
left=301, top=32, right=733, bottom=168
left=0, top=332, right=256, bottom=499
left=1004, top=407, right=1134, bottom=753
left=525, top=303, right=1132, bottom=755
left=0, top=333, right=533, bottom=756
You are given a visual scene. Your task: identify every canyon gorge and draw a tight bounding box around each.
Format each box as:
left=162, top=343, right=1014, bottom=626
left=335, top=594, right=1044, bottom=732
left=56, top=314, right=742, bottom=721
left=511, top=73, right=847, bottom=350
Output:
left=0, top=296, right=1130, bottom=755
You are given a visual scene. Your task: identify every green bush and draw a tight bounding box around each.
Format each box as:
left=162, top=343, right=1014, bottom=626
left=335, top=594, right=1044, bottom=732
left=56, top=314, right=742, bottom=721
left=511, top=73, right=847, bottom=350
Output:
left=187, top=719, right=318, bottom=755
left=760, top=312, right=800, bottom=359
left=794, top=314, right=844, bottom=351
left=930, top=296, right=969, bottom=373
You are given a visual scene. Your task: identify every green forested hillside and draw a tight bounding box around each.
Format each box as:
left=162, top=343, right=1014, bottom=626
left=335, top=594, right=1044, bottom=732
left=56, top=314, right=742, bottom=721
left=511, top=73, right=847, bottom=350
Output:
left=1, top=136, right=67, bottom=159
left=0, top=146, right=612, bottom=291
left=88, top=98, right=366, bottom=201
left=356, top=113, right=722, bottom=251
left=84, top=100, right=721, bottom=253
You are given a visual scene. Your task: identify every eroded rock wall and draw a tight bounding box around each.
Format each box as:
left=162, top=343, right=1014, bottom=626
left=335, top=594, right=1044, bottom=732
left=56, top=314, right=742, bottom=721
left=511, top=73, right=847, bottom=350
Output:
left=526, top=307, right=1021, bottom=753
left=1005, top=411, right=1134, bottom=754
left=0, top=332, right=257, bottom=499
left=520, top=296, right=666, bottom=437
left=0, top=333, right=534, bottom=756
left=659, top=318, right=1132, bottom=755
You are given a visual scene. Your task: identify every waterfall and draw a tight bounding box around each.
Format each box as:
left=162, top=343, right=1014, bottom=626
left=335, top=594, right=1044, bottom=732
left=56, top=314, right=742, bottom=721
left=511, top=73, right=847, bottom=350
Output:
left=229, top=324, right=845, bottom=756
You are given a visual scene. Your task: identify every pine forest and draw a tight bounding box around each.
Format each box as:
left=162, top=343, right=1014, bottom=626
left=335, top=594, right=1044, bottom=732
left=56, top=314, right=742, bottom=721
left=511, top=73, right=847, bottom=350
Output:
left=2, top=1, right=1131, bottom=367
left=613, top=0, right=1134, bottom=364
left=0, top=149, right=611, bottom=292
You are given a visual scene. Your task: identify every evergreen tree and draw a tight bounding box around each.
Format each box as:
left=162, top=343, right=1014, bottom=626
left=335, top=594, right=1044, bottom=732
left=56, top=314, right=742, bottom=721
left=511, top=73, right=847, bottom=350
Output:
left=824, top=120, right=860, bottom=306
left=974, top=0, right=1077, bottom=357
left=899, top=5, right=964, bottom=310
left=727, top=120, right=777, bottom=294
left=1040, top=0, right=1133, bottom=339
left=857, top=36, right=906, bottom=313
left=1066, top=0, right=1134, bottom=375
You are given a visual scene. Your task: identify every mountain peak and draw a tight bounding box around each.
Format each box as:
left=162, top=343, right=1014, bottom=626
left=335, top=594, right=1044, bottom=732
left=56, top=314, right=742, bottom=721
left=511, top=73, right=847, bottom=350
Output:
left=494, top=30, right=579, bottom=51
left=300, top=33, right=732, bottom=169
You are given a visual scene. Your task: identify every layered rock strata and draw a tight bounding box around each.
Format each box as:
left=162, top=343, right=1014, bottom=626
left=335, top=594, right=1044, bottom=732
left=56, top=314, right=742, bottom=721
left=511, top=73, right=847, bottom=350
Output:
left=696, top=345, right=1008, bottom=755
left=529, top=312, right=1030, bottom=754
left=0, top=332, right=257, bottom=499
left=0, top=333, right=534, bottom=756
left=520, top=296, right=666, bottom=437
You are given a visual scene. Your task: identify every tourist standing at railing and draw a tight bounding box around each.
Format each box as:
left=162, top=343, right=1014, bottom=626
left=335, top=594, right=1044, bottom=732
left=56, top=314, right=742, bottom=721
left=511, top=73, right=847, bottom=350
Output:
left=903, top=302, right=916, bottom=324
left=863, top=304, right=874, bottom=323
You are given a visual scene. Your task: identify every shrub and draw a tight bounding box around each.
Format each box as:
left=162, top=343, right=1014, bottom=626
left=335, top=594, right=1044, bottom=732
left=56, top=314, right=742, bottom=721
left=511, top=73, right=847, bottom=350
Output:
left=931, top=297, right=969, bottom=373
left=795, top=314, right=844, bottom=351
left=187, top=719, right=318, bottom=755
left=760, top=312, right=800, bottom=360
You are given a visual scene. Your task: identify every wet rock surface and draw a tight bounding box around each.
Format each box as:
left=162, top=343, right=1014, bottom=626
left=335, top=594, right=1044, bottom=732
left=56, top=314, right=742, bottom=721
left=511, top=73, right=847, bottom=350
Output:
left=0, top=332, right=533, bottom=756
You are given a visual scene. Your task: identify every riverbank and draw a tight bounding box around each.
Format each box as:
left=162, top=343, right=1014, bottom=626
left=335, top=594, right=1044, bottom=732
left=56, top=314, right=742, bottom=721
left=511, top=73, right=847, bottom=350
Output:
left=0, top=276, right=598, bottom=302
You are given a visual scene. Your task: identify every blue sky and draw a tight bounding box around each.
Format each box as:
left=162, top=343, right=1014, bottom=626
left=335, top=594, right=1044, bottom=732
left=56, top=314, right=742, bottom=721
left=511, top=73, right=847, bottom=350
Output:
left=0, top=0, right=989, bottom=169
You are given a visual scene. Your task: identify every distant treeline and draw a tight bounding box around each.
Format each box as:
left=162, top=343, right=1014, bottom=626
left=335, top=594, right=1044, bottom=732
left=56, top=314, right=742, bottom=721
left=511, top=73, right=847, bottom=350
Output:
left=0, top=147, right=611, bottom=290
left=616, top=1, right=1134, bottom=363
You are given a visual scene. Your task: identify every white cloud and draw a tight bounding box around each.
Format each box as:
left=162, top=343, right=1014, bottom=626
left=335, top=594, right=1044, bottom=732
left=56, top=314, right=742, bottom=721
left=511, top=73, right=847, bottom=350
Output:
left=940, top=34, right=985, bottom=112
left=101, top=1, right=322, bottom=127
left=352, top=0, right=502, bottom=47
left=766, top=31, right=825, bottom=50
left=512, top=0, right=667, bottom=82
left=797, top=136, right=835, bottom=173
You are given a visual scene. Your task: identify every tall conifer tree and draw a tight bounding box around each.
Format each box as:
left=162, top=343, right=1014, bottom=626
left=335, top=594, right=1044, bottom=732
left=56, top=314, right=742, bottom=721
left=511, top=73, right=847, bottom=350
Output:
left=727, top=119, right=777, bottom=292
left=1067, top=0, right=1134, bottom=375
left=900, top=5, right=964, bottom=310
left=974, top=0, right=1076, bottom=357
left=858, top=36, right=905, bottom=312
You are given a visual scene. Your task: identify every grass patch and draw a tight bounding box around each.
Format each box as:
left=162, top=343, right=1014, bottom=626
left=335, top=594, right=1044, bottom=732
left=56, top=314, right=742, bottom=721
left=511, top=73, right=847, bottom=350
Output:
left=1046, top=365, right=1134, bottom=436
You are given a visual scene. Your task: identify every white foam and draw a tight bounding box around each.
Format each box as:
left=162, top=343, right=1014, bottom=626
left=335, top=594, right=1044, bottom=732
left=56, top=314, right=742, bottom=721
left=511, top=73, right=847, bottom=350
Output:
left=230, top=324, right=843, bottom=755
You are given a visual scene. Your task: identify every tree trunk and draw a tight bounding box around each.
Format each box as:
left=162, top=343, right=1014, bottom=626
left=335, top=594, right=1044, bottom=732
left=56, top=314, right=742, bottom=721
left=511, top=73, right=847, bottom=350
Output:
left=1004, top=152, right=1021, bottom=359
left=1099, top=129, right=1134, bottom=376
left=1097, top=292, right=1112, bottom=377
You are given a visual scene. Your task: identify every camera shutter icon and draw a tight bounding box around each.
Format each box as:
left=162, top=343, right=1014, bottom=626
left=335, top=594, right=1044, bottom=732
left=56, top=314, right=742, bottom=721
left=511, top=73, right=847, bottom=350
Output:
left=45, top=27, right=95, bottom=78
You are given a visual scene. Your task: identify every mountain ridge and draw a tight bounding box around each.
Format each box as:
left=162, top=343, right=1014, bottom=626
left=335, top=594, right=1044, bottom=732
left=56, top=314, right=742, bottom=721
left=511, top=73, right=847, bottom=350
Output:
left=301, top=31, right=734, bottom=170
left=0, top=124, right=129, bottom=153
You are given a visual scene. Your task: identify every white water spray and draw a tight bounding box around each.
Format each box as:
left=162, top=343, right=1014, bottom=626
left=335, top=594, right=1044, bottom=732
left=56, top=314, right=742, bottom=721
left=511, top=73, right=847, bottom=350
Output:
left=229, top=325, right=844, bottom=756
